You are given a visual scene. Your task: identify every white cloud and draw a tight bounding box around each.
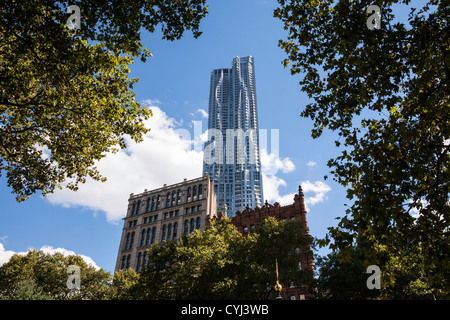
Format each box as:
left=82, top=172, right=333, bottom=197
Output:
left=46, top=102, right=203, bottom=223
left=306, top=161, right=317, bottom=167
left=197, top=108, right=208, bottom=118
left=262, top=174, right=296, bottom=205
left=262, top=176, right=332, bottom=211
left=0, top=243, right=16, bottom=267
left=301, top=180, right=332, bottom=211
left=142, top=98, right=161, bottom=105
left=261, top=148, right=295, bottom=175
left=0, top=243, right=100, bottom=269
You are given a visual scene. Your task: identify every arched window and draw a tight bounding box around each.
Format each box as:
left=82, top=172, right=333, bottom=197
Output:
left=193, top=186, right=197, bottom=200
left=190, top=219, right=195, bottom=233
left=177, top=189, right=181, bottom=204
left=156, top=195, right=161, bottom=210
left=196, top=217, right=201, bottom=229
left=184, top=220, right=189, bottom=236
left=161, top=225, right=167, bottom=241
left=198, top=184, right=203, bottom=199
left=151, top=197, right=156, bottom=211
left=167, top=224, right=172, bottom=240
left=166, top=192, right=171, bottom=208
left=136, top=200, right=141, bottom=215
left=143, top=252, right=148, bottom=270
left=172, top=191, right=176, bottom=206
left=140, top=229, right=146, bottom=247
left=125, top=233, right=130, bottom=250
left=146, top=229, right=151, bottom=246
left=187, top=187, right=192, bottom=202
left=151, top=227, right=156, bottom=244
left=243, top=226, right=248, bottom=234
left=136, top=252, right=142, bottom=272
left=130, top=232, right=135, bottom=249
left=131, top=203, right=136, bottom=216
left=126, top=255, right=131, bottom=269
left=121, top=256, right=126, bottom=269
left=173, top=222, right=178, bottom=240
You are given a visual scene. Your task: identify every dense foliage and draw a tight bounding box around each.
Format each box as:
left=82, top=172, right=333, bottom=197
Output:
left=274, top=0, right=449, bottom=298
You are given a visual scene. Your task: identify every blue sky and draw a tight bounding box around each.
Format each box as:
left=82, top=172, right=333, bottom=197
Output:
left=0, top=0, right=355, bottom=273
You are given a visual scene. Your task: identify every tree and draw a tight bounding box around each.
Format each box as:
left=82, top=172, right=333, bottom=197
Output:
left=315, top=244, right=381, bottom=300
left=246, top=217, right=315, bottom=299
left=1, top=279, right=52, bottom=300
left=134, top=218, right=315, bottom=300
left=134, top=219, right=251, bottom=299
left=0, top=0, right=209, bottom=201
left=105, top=268, right=140, bottom=300
left=0, top=249, right=111, bottom=300
left=274, top=0, right=449, bottom=298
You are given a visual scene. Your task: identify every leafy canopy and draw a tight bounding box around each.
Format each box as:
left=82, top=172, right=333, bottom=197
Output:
left=135, top=218, right=315, bottom=300
left=274, top=0, right=449, bottom=298
left=0, top=0, right=209, bottom=201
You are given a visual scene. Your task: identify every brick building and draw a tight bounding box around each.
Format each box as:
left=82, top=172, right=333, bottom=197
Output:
left=210, top=185, right=314, bottom=300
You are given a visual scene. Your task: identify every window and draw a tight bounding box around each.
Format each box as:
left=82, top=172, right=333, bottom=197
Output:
left=197, top=205, right=202, bottom=212
left=156, top=195, right=161, bottom=210
left=193, top=186, right=198, bottom=201
left=136, top=252, right=142, bottom=272
left=143, top=252, right=148, bottom=270
left=196, top=217, right=201, bottom=229
left=146, top=198, right=150, bottom=212
left=175, top=210, right=179, bottom=217
left=169, top=211, right=174, bottom=218
left=129, top=232, right=135, bottom=249
left=187, top=187, right=192, bottom=202
left=166, top=192, right=171, bottom=208
left=151, top=227, right=156, bottom=244
left=190, top=219, right=195, bottom=233
left=151, top=197, right=156, bottom=211
left=192, top=206, right=196, bottom=213
left=125, top=233, right=130, bottom=250
left=243, top=226, right=248, bottom=234
left=161, top=225, right=166, bottom=241
left=131, top=202, right=136, bottom=216
left=173, top=222, right=178, bottom=240
left=143, top=217, right=148, bottom=224
left=126, top=255, right=131, bottom=269
left=198, top=184, right=203, bottom=199
left=121, top=256, right=126, bottom=269
left=140, top=229, right=145, bottom=247
left=154, top=215, right=158, bottom=222
left=177, top=189, right=181, bottom=204
left=290, top=295, right=296, bottom=300
left=164, top=212, right=168, bottom=219
left=250, top=225, right=255, bottom=233
left=146, top=229, right=151, bottom=246
left=136, top=201, right=141, bottom=215
left=172, top=191, right=176, bottom=206
left=168, top=224, right=172, bottom=240
left=298, top=262, right=302, bottom=270
left=184, top=220, right=189, bottom=236
left=186, top=207, right=190, bottom=214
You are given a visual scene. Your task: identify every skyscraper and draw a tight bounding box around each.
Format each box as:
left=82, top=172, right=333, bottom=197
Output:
left=203, top=56, right=263, bottom=216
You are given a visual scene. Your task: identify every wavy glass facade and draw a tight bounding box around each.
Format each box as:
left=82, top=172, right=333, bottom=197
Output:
left=203, top=56, right=263, bottom=216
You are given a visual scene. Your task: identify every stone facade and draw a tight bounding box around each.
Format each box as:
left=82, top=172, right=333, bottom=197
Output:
left=114, top=174, right=216, bottom=272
